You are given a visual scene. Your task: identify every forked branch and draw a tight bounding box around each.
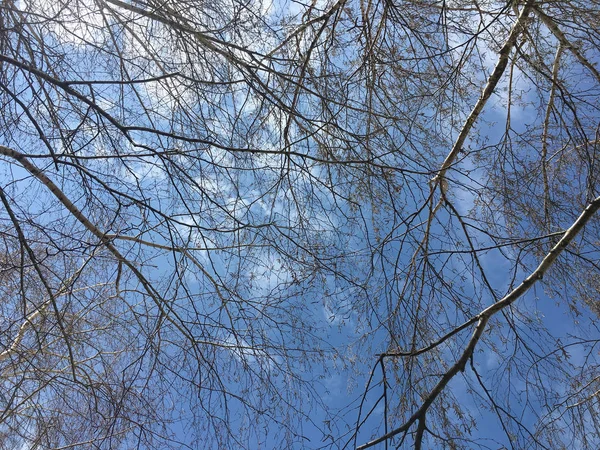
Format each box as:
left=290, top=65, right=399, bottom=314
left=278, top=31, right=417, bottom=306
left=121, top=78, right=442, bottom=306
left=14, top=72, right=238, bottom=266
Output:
left=357, top=194, right=600, bottom=449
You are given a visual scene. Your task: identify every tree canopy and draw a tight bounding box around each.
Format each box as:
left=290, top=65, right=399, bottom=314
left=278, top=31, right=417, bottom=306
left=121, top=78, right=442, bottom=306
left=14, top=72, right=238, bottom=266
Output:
left=1, top=0, right=600, bottom=448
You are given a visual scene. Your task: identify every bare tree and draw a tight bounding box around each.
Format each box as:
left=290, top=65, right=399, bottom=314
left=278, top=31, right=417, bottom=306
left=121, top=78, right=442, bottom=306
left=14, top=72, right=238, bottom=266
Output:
left=0, top=0, right=599, bottom=448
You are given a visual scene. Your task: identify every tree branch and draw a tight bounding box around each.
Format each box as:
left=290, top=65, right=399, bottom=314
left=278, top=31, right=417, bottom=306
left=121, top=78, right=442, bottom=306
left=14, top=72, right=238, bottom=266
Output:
left=358, top=194, right=600, bottom=449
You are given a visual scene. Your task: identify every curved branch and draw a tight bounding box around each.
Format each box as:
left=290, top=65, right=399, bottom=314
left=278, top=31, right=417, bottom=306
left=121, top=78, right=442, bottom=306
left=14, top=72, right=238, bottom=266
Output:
left=358, top=194, right=600, bottom=449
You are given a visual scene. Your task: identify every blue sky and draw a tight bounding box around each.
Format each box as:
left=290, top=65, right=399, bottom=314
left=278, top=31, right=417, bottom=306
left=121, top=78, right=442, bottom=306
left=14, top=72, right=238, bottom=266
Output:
left=2, top=0, right=600, bottom=449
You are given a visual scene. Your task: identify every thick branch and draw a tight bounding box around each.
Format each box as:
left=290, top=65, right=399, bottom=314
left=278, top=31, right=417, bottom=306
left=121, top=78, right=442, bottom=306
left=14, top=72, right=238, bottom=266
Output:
left=541, top=43, right=563, bottom=229
left=430, top=1, right=534, bottom=193
left=0, top=145, right=196, bottom=341
left=534, top=7, right=600, bottom=85
left=358, top=194, right=600, bottom=449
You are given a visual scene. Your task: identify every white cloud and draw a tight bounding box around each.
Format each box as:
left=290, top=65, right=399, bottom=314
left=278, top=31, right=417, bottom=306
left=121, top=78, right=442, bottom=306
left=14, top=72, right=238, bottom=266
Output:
left=225, top=334, right=277, bottom=370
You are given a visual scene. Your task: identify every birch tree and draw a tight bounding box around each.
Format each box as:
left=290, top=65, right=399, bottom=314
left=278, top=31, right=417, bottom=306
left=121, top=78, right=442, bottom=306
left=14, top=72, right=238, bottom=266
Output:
left=1, top=0, right=600, bottom=448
